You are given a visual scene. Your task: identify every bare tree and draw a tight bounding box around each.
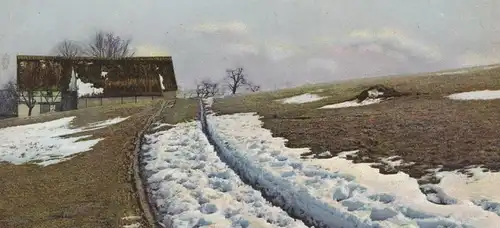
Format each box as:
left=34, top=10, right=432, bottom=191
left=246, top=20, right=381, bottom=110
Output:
left=225, top=67, right=247, bottom=95
left=39, top=62, right=63, bottom=112
left=246, top=82, right=261, bottom=92
left=85, top=31, right=135, bottom=58
left=18, top=62, right=43, bottom=116
left=54, top=40, right=82, bottom=57
left=0, top=80, right=19, bottom=117
left=2, top=53, right=9, bottom=70
left=196, top=79, right=220, bottom=98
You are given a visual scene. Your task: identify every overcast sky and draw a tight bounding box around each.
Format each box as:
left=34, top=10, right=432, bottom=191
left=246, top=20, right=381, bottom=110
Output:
left=1, top=0, right=500, bottom=89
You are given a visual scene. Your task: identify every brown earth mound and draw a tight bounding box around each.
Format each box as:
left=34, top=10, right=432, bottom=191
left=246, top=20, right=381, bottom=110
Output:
left=355, top=85, right=410, bottom=102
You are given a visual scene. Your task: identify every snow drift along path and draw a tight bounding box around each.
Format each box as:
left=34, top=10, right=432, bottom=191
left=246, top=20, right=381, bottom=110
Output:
left=201, top=100, right=500, bottom=227
left=141, top=120, right=306, bottom=228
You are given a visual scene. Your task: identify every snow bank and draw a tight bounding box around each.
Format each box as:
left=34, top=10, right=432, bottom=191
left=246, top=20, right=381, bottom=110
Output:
left=0, top=116, right=128, bottom=166
left=447, top=90, right=500, bottom=100
left=277, top=93, right=326, bottom=104
left=435, top=167, right=500, bottom=213
left=203, top=111, right=500, bottom=227
left=319, top=98, right=381, bottom=109
left=141, top=121, right=306, bottom=228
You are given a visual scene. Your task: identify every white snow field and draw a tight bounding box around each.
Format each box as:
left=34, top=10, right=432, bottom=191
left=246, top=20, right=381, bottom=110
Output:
left=318, top=98, right=382, bottom=109
left=0, top=116, right=129, bottom=166
left=141, top=121, right=307, bottom=228
left=447, top=90, right=500, bottom=100
left=277, top=93, right=327, bottom=104
left=204, top=111, right=500, bottom=227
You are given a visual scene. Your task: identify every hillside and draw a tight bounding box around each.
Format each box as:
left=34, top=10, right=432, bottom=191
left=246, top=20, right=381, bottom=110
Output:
left=212, top=64, right=500, bottom=182
left=0, top=99, right=198, bottom=228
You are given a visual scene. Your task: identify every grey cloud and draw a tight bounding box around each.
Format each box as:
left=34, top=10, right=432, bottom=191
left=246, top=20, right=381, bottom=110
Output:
left=1, top=0, right=500, bottom=89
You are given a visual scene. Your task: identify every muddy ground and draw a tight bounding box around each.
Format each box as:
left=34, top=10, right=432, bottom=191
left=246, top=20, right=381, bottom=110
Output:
left=212, top=68, right=500, bottom=183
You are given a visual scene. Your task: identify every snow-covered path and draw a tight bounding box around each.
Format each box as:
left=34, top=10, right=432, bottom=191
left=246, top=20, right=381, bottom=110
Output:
left=141, top=121, right=306, bottom=228
left=202, top=104, right=500, bottom=227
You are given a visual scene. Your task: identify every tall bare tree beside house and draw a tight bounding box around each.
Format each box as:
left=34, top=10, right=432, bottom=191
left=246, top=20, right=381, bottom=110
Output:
left=0, top=80, right=19, bottom=117
left=2, top=53, right=10, bottom=70
left=39, top=61, right=63, bottom=112
left=18, top=62, right=43, bottom=116
left=85, top=31, right=135, bottom=58
left=54, top=40, right=82, bottom=57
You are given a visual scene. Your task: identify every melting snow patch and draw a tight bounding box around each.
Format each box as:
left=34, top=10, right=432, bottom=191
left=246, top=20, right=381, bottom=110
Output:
left=435, top=168, right=500, bottom=211
left=141, top=121, right=306, bottom=228
left=435, top=70, right=469, bottom=76
left=319, top=98, right=382, bottom=109
left=205, top=112, right=500, bottom=227
left=447, top=90, right=500, bottom=100
left=123, top=223, right=141, bottom=228
left=277, top=93, right=326, bottom=104
left=0, top=116, right=128, bottom=166
left=83, top=117, right=129, bottom=130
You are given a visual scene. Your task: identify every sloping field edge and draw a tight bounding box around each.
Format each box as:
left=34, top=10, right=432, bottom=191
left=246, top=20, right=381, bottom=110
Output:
left=131, top=99, right=175, bottom=228
left=198, top=99, right=376, bottom=228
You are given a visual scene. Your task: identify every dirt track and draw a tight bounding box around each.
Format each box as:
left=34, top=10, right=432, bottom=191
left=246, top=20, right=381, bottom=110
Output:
left=0, top=102, right=162, bottom=228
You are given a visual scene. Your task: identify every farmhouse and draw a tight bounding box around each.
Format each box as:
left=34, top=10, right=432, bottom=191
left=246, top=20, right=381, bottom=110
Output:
left=16, top=55, right=178, bottom=117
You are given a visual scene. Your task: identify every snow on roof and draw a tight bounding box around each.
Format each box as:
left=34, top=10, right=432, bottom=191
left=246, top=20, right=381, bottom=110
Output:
left=77, top=78, right=103, bottom=97
left=447, top=90, right=500, bottom=100
left=277, top=93, right=327, bottom=104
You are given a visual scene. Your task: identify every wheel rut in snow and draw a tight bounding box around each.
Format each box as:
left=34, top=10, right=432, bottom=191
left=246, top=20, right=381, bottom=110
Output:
left=141, top=120, right=306, bottom=227
left=197, top=99, right=493, bottom=228
left=198, top=99, right=327, bottom=228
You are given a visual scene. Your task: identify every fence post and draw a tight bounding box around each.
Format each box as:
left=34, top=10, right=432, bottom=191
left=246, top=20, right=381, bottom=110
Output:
left=100, top=97, right=103, bottom=106
left=121, top=97, right=124, bottom=104
left=135, top=96, right=138, bottom=103
left=86, top=98, right=88, bottom=108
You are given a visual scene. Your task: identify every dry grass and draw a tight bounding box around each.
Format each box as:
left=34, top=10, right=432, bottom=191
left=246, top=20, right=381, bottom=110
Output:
left=0, top=100, right=164, bottom=228
left=213, top=65, right=500, bottom=183
left=0, top=100, right=157, bottom=129
left=155, top=98, right=199, bottom=124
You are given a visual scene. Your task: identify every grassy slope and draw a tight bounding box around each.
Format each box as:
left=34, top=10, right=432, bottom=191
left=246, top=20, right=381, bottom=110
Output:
left=0, top=101, right=163, bottom=228
left=213, top=65, right=500, bottom=183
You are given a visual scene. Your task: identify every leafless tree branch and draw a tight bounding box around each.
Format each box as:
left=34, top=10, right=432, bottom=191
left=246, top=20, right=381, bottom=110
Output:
left=0, top=80, right=19, bottom=116
left=246, top=82, right=261, bottom=92
left=196, top=79, right=220, bottom=98
left=84, top=31, right=135, bottom=58
left=2, top=53, right=9, bottom=70
left=54, top=40, right=82, bottom=57
left=225, top=67, right=247, bottom=95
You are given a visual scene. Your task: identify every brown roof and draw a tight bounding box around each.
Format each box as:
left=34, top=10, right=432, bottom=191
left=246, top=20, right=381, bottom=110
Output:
left=16, top=55, right=172, bottom=61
